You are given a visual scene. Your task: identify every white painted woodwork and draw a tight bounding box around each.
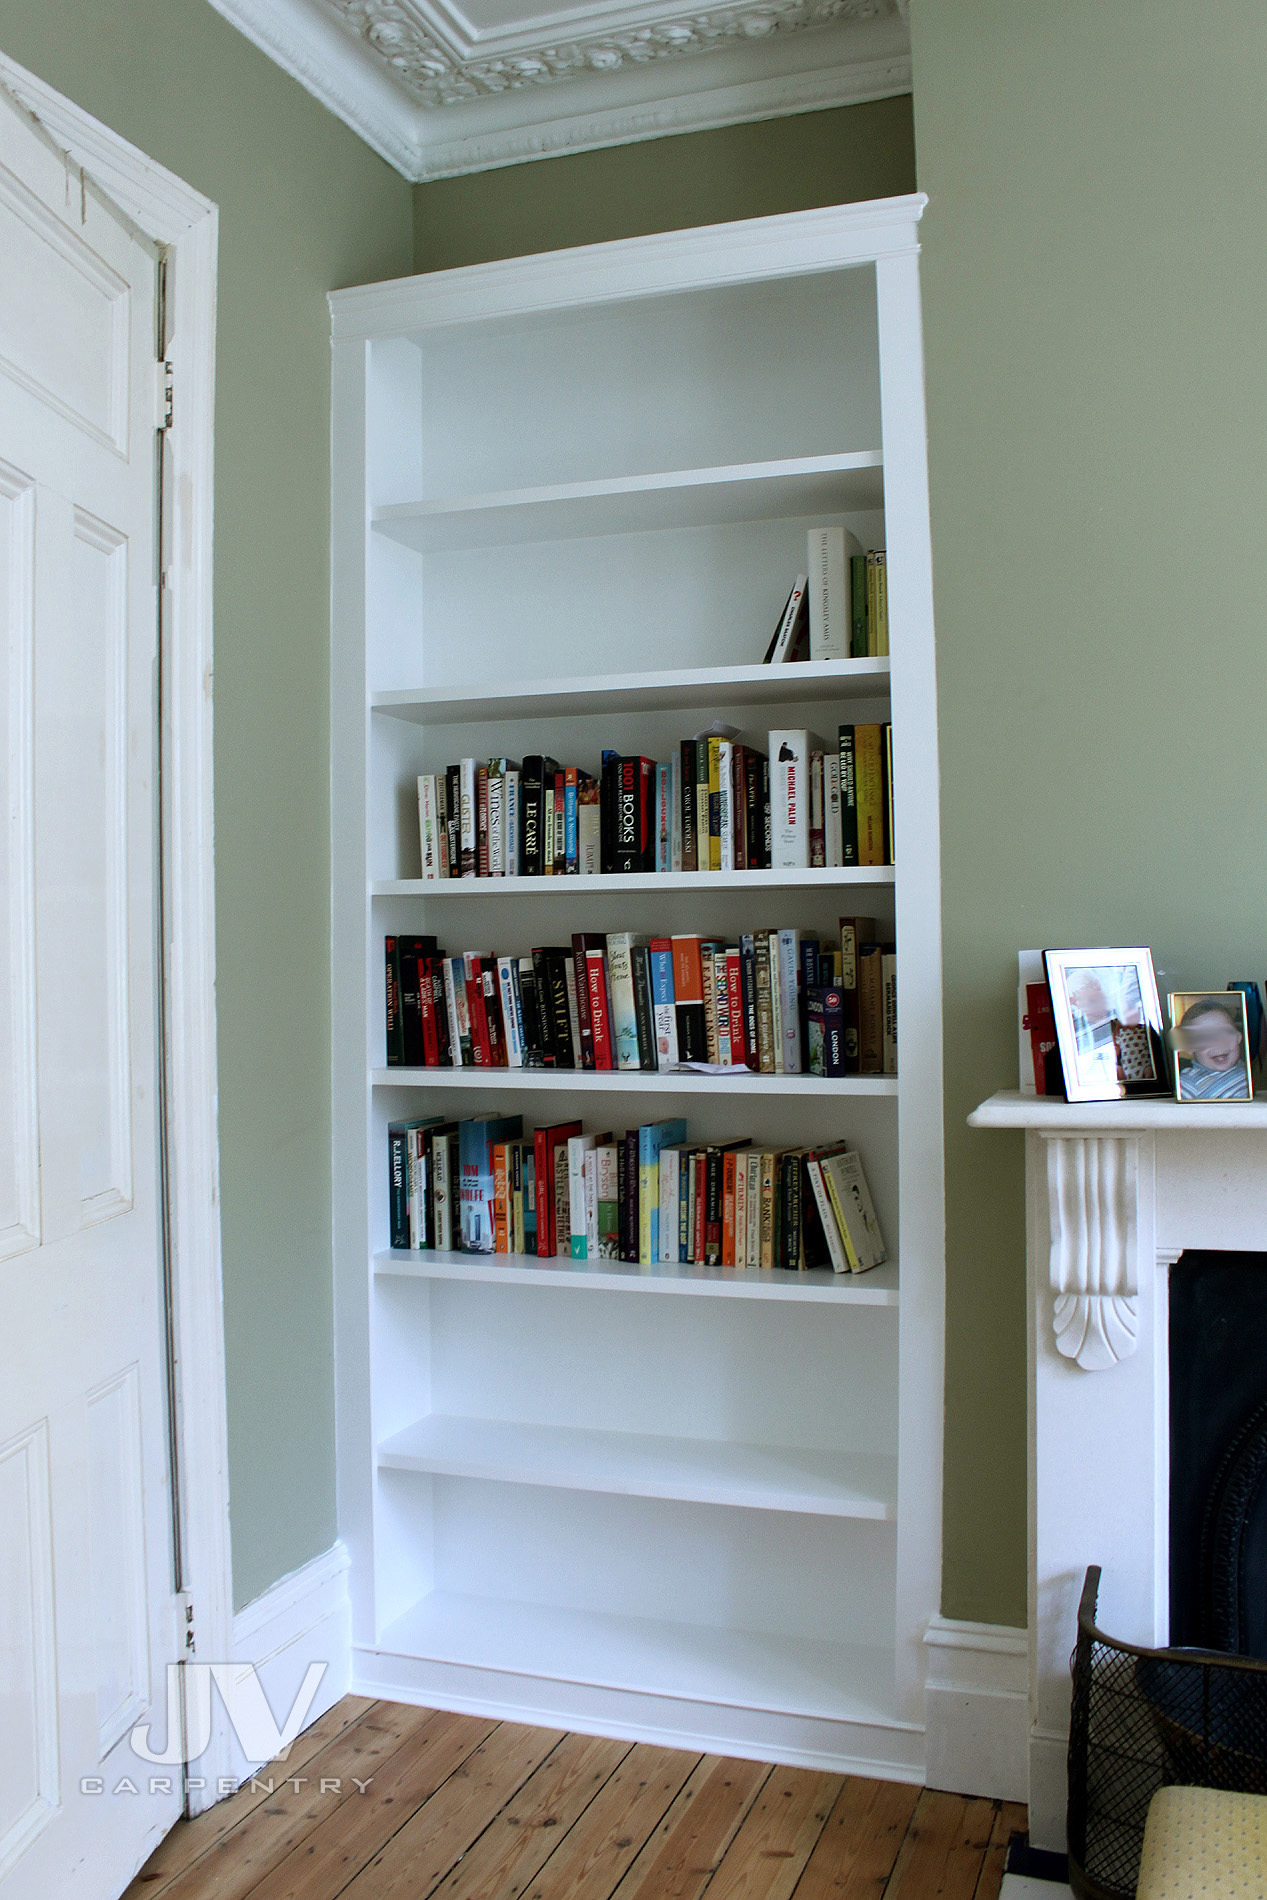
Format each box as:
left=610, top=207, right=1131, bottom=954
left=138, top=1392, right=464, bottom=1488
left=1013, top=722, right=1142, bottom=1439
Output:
left=331, top=195, right=944, bottom=1776
left=205, top=0, right=909, bottom=182
left=969, top=1090, right=1267, bottom=1844
left=0, top=87, right=184, bottom=1894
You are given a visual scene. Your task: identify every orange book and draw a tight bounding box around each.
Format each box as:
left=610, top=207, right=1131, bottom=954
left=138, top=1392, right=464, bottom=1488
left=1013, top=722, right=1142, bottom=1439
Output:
left=855, top=725, right=885, bottom=867
left=722, top=1150, right=738, bottom=1266
left=492, top=1142, right=510, bottom=1253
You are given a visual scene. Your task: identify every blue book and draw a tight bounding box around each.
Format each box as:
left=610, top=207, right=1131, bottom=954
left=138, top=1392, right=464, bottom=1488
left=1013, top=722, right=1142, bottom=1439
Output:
left=564, top=771, right=578, bottom=872
left=522, top=1148, right=537, bottom=1254
left=637, top=1118, right=687, bottom=1264
left=458, top=1115, right=523, bottom=1252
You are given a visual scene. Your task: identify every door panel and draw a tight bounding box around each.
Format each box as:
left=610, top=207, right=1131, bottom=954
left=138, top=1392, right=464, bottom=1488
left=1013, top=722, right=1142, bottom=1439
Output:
left=0, top=84, right=184, bottom=1900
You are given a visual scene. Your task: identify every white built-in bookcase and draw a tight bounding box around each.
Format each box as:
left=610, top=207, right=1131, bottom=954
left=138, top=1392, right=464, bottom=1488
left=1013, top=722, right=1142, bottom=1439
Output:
left=330, top=195, right=945, bottom=1777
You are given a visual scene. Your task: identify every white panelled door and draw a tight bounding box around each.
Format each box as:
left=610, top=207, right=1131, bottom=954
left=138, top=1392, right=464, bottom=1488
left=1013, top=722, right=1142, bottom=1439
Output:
left=0, top=87, right=185, bottom=1897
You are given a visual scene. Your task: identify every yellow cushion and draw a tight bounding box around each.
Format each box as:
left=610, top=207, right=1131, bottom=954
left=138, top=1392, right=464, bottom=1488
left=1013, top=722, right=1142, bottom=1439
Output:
left=1137, top=1784, right=1267, bottom=1898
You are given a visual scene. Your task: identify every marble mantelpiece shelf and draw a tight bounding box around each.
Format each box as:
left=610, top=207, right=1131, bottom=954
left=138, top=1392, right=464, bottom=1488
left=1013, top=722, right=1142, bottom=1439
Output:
left=969, top=1089, right=1267, bottom=1133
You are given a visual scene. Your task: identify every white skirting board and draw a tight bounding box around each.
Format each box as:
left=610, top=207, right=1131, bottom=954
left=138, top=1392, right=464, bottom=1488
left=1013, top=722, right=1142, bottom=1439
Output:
left=224, top=1541, right=353, bottom=1785
left=352, top=1644, right=925, bottom=1782
left=922, top=1616, right=1029, bottom=1803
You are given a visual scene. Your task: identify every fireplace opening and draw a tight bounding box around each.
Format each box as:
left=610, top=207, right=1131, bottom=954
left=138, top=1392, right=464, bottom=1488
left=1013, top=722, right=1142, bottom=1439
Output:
left=1170, top=1251, right=1267, bottom=1656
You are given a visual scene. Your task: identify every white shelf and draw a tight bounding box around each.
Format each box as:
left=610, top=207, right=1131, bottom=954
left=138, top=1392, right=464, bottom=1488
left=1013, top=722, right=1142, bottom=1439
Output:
left=374, top=1589, right=900, bottom=1729
left=371, top=452, right=884, bottom=554
left=371, top=658, right=890, bottom=727
left=372, top=1066, right=898, bottom=1097
left=970, top=1087, right=1267, bottom=1132
left=374, top=867, right=895, bottom=897
left=377, top=1414, right=896, bottom=1520
left=374, top=1248, right=900, bottom=1305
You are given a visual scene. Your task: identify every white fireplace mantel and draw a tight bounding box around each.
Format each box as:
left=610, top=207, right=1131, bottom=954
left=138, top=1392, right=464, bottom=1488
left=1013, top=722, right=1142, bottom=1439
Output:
left=969, top=1090, right=1267, bottom=1850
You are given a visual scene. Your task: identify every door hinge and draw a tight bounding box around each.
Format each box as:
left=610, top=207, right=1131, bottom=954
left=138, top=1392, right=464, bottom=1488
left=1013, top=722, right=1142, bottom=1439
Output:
left=156, top=357, right=173, bottom=433
left=177, top=1590, right=195, bottom=1654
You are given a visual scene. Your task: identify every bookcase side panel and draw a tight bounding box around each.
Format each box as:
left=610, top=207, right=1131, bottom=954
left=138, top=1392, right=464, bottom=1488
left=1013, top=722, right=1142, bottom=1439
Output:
left=332, top=332, right=378, bottom=1652
left=877, top=248, right=946, bottom=1726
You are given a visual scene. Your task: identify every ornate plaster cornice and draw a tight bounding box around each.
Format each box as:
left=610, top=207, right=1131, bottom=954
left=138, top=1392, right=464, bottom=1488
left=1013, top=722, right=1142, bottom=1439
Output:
left=205, top=0, right=910, bottom=180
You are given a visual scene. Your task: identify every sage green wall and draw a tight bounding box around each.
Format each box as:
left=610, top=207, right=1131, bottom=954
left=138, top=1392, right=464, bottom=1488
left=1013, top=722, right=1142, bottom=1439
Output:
left=0, top=1, right=413, bottom=1608
left=910, top=0, right=1267, bottom=1624
left=413, top=96, right=916, bottom=270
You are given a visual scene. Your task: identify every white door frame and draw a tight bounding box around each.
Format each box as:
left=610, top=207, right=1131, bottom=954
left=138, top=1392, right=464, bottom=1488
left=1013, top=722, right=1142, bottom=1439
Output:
left=0, top=49, right=234, bottom=1813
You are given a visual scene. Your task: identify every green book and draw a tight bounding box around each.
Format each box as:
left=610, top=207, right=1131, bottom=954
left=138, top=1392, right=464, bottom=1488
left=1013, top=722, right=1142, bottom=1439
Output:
left=850, top=553, right=868, bottom=658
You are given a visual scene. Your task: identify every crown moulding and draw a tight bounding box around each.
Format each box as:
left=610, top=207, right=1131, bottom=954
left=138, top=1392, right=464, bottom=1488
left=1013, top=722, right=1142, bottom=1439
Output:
left=207, top=0, right=910, bottom=179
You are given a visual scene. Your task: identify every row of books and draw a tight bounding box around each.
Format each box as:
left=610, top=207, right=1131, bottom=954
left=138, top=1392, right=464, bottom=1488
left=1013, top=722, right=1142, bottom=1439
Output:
left=388, top=1110, right=887, bottom=1274
left=763, top=531, right=889, bottom=664
left=385, top=918, right=896, bottom=1077
left=416, top=723, right=893, bottom=881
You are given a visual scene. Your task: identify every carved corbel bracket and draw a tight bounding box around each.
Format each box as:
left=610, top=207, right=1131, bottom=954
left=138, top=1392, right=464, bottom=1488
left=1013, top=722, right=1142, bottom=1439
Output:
left=1045, top=1135, right=1140, bottom=1370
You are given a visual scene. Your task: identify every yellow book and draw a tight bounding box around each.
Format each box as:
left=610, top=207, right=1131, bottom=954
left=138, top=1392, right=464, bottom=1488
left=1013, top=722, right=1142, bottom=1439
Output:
left=707, top=736, right=722, bottom=871
left=820, top=1160, right=861, bottom=1271
left=759, top=1152, right=776, bottom=1270
left=854, top=724, right=886, bottom=867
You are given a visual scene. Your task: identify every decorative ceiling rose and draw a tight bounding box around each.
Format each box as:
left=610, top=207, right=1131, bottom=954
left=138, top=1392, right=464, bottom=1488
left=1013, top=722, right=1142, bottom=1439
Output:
left=323, top=0, right=902, bottom=109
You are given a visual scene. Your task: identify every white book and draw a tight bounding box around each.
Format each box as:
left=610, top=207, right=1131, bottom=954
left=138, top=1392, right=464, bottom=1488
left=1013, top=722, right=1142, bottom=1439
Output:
left=417, top=774, right=442, bottom=881
left=606, top=932, right=643, bottom=1071
left=717, top=741, right=734, bottom=872
left=584, top=1150, right=600, bottom=1260
left=769, top=573, right=808, bottom=663
left=433, top=1134, right=453, bottom=1251
left=567, top=1133, right=597, bottom=1259
left=441, top=959, right=465, bottom=1065
left=458, top=757, right=477, bottom=877
left=496, top=955, right=524, bottom=1067
left=659, top=1146, right=680, bottom=1263
left=486, top=772, right=504, bottom=877
left=503, top=769, right=520, bottom=875
left=768, top=929, right=784, bottom=1074
left=820, top=1149, right=887, bottom=1271
left=562, top=957, right=583, bottom=1069
left=777, top=928, right=802, bottom=1075
left=408, top=1129, right=426, bottom=1250
left=824, top=753, right=843, bottom=867
left=578, top=794, right=601, bottom=875
left=808, top=526, right=861, bottom=662
left=768, top=729, right=826, bottom=869
left=656, top=762, right=672, bottom=874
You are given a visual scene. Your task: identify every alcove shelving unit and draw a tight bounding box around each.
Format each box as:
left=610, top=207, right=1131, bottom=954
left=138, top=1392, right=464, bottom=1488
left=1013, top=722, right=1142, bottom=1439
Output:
left=330, top=195, right=945, bottom=1777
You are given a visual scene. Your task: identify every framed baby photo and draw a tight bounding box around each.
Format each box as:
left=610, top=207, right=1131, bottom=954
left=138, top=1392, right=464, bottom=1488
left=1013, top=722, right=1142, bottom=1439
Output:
left=1167, top=990, right=1254, bottom=1103
left=1044, top=947, right=1168, bottom=1102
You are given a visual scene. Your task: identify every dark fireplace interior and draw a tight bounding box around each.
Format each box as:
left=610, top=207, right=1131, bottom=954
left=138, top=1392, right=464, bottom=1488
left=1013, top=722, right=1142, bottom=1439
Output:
left=1171, top=1251, right=1267, bottom=1656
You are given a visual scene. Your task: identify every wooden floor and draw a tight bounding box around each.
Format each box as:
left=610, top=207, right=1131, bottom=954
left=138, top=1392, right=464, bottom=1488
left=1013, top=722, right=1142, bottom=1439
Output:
left=125, top=1696, right=1027, bottom=1900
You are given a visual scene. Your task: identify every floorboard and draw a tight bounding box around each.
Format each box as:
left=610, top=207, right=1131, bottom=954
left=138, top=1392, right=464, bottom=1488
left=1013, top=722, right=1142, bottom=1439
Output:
left=125, top=1696, right=1033, bottom=1900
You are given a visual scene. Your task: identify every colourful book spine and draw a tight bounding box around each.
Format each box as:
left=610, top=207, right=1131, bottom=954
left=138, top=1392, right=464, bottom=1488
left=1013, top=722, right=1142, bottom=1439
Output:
left=606, top=932, right=642, bottom=1071
left=648, top=939, right=679, bottom=1069
left=850, top=552, right=868, bottom=658
left=638, top=1119, right=687, bottom=1264
left=564, top=765, right=579, bottom=874
left=855, top=724, right=886, bottom=867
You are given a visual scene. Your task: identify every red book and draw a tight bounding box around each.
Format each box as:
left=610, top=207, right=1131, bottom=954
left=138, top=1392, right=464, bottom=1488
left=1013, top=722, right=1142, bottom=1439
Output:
left=571, top=933, right=597, bottom=1070
left=465, top=953, right=492, bottom=1066
left=418, top=955, right=440, bottom=1067
left=533, top=1121, right=581, bottom=1257
left=1025, top=981, right=1059, bottom=1096
left=722, top=1150, right=738, bottom=1266
left=477, top=764, right=490, bottom=877
left=725, top=950, right=746, bottom=1068
left=587, top=948, right=614, bottom=1070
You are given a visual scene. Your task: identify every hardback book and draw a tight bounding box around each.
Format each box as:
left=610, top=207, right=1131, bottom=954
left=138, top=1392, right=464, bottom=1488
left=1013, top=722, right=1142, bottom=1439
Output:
left=504, top=767, right=520, bottom=874
left=630, top=944, right=659, bottom=1070
left=711, top=946, right=731, bottom=1066
left=825, top=754, right=843, bottom=868
left=521, top=1144, right=537, bottom=1254
left=570, top=933, right=601, bottom=1070
left=562, top=952, right=584, bottom=1070
left=463, top=951, right=492, bottom=1066
left=807, top=987, right=846, bottom=1077
left=679, top=739, right=698, bottom=872
left=476, top=763, right=490, bottom=878
left=777, top=928, right=802, bottom=1075
left=798, top=937, right=819, bottom=1071
left=433, top=1130, right=457, bottom=1250
left=486, top=769, right=503, bottom=877
left=867, top=549, right=889, bottom=656
left=585, top=944, right=614, bottom=1070
left=458, top=1115, right=524, bottom=1253
left=444, top=957, right=473, bottom=1067
left=882, top=946, right=898, bottom=1076
left=725, top=950, right=746, bottom=1069
left=553, top=1151, right=571, bottom=1257
left=739, top=935, right=760, bottom=1071
left=764, top=573, right=809, bottom=664
left=883, top=723, right=895, bottom=864
left=519, top=755, right=558, bottom=877
left=670, top=934, right=707, bottom=1063
left=621, top=1129, right=639, bottom=1261
left=655, top=762, right=672, bottom=875
left=583, top=1149, right=600, bottom=1259
left=385, top=937, right=405, bottom=1066
left=496, top=955, right=525, bottom=1067
left=533, top=1120, right=580, bottom=1257
left=639, top=1119, right=687, bottom=1264
left=850, top=552, right=868, bottom=658
left=854, top=724, right=887, bottom=867
left=809, top=751, right=825, bottom=867
left=517, top=955, right=544, bottom=1065
left=607, top=932, right=647, bottom=1071
left=491, top=1141, right=511, bottom=1252
left=1018, top=949, right=1060, bottom=1096
left=717, top=741, right=734, bottom=872
left=564, top=765, right=579, bottom=874
left=700, top=943, right=720, bottom=1062
left=659, top=1145, right=684, bottom=1263
left=417, top=775, right=444, bottom=882
left=838, top=915, right=875, bottom=1073
left=544, top=947, right=576, bottom=1068
left=568, top=1132, right=600, bottom=1258
left=670, top=755, right=683, bottom=871
left=459, top=758, right=478, bottom=878
left=767, top=929, right=783, bottom=1074
left=387, top=1117, right=436, bottom=1249
left=808, top=527, right=861, bottom=662
left=693, top=742, right=710, bottom=875
left=754, top=932, right=775, bottom=1075
left=858, top=941, right=884, bottom=1075
left=769, top=729, right=826, bottom=869
left=706, top=738, right=722, bottom=872
left=648, top=939, right=679, bottom=1069
left=542, top=782, right=555, bottom=875
left=820, top=1148, right=887, bottom=1271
